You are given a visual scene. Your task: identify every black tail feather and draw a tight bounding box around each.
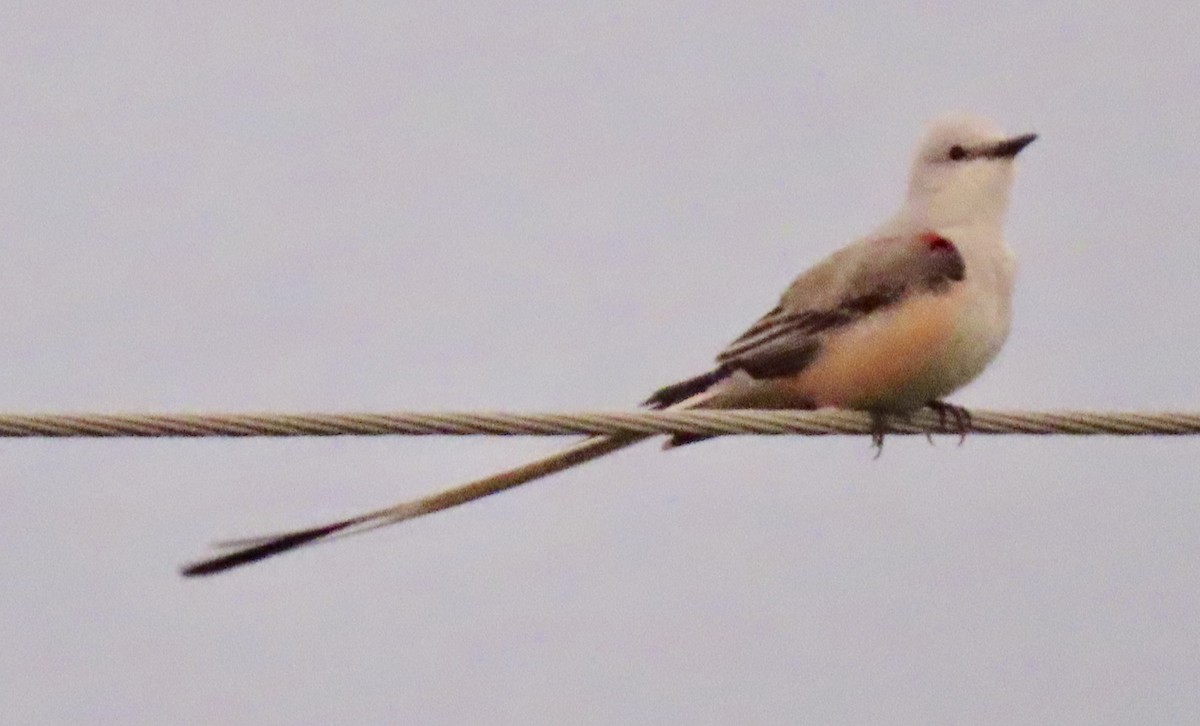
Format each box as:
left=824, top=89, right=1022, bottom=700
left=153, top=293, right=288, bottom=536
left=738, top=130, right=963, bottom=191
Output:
left=642, top=367, right=729, bottom=409
left=180, top=520, right=357, bottom=577
left=662, top=432, right=711, bottom=448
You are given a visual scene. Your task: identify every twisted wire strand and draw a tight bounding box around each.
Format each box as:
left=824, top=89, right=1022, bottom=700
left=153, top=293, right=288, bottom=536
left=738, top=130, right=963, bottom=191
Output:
left=0, top=409, right=1197, bottom=439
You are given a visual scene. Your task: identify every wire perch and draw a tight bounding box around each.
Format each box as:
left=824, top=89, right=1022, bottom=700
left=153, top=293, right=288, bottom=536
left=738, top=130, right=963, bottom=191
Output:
left=0, top=409, right=1197, bottom=438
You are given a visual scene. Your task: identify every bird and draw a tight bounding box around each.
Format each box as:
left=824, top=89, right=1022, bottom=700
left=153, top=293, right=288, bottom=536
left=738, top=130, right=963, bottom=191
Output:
left=181, top=112, right=1036, bottom=576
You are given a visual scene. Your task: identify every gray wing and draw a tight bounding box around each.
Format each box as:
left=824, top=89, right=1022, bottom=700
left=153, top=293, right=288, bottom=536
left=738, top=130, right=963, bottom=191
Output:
left=644, top=231, right=964, bottom=408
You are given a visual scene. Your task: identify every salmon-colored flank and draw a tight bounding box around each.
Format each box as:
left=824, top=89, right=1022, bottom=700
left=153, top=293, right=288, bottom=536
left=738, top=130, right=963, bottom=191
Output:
left=781, top=287, right=962, bottom=409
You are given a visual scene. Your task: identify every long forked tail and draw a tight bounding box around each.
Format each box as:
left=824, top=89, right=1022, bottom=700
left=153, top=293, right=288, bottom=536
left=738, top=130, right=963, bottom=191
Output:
left=180, top=432, right=649, bottom=576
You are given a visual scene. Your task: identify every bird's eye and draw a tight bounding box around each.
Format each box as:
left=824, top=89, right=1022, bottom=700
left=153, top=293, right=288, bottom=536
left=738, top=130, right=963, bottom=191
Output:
left=948, top=145, right=968, bottom=161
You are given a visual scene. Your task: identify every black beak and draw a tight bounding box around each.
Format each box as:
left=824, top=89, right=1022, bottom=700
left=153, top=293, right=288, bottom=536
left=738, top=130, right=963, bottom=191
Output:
left=985, top=133, right=1038, bottom=159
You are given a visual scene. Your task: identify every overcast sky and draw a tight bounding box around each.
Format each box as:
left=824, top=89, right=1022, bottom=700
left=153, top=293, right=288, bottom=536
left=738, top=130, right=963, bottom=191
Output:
left=2, top=3, right=1199, bottom=724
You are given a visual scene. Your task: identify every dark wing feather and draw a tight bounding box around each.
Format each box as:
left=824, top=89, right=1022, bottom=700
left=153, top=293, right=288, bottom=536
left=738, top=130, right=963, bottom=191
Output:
left=715, top=289, right=902, bottom=379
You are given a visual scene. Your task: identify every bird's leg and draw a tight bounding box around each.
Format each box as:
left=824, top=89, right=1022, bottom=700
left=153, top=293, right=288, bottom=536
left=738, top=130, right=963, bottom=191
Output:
left=869, top=411, right=889, bottom=458
left=926, top=400, right=972, bottom=445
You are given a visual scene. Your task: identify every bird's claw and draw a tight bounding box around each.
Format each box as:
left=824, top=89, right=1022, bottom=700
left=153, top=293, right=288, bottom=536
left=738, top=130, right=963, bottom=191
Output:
left=926, top=400, right=972, bottom=445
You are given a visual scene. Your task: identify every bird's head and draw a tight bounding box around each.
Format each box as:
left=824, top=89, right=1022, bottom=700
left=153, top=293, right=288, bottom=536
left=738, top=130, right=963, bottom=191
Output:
left=907, top=113, right=1036, bottom=228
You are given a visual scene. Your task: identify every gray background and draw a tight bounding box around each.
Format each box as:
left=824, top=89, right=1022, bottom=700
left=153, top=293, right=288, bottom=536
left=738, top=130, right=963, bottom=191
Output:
left=2, top=2, right=1198, bottom=724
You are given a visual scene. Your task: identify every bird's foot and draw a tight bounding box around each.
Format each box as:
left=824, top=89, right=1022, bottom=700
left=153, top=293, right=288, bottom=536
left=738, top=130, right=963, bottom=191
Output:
left=869, top=412, right=889, bottom=458
left=926, top=400, right=972, bottom=445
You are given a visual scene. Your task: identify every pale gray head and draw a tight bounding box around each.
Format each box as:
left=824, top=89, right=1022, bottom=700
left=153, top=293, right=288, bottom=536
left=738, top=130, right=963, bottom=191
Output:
left=906, top=112, right=1037, bottom=227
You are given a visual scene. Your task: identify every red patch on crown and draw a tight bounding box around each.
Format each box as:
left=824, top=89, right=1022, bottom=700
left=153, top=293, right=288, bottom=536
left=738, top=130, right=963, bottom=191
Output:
left=920, top=231, right=955, bottom=252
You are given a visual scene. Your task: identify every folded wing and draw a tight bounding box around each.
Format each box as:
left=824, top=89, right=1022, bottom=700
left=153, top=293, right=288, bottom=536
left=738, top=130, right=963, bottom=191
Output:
left=644, top=231, right=965, bottom=409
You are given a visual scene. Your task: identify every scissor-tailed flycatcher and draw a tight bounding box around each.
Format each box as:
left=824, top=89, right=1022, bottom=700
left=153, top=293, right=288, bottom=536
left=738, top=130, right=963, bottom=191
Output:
left=182, top=113, right=1036, bottom=576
